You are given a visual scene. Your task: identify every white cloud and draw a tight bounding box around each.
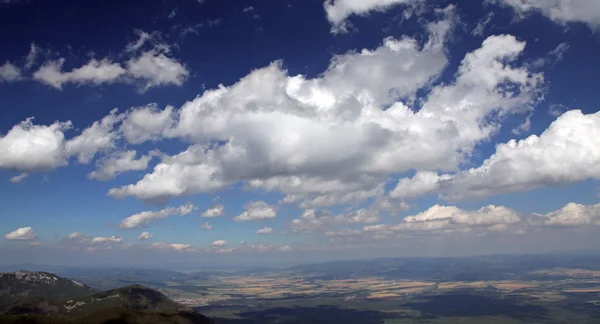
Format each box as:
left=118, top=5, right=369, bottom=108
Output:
left=4, top=227, right=37, bottom=241
left=9, top=173, right=28, bottom=183
left=362, top=204, right=521, bottom=238
left=323, top=0, right=416, bottom=33
left=201, top=204, right=224, bottom=218
left=530, top=42, right=570, bottom=69
left=279, top=245, right=292, bottom=252
left=107, top=145, right=229, bottom=203
left=549, top=104, right=568, bottom=117
left=211, top=239, right=227, bottom=247
left=290, top=207, right=379, bottom=233
left=533, top=202, right=600, bottom=227
left=88, top=150, right=152, bottom=181
left=120, top=203, right=197, bottom=229
left=549, top=42, right=570, bottom=63
left=65, top=109, right=122, bottom=163
left=33, top=58, right=126, bottom=89
left=451, top=205, right=521, bottom=226
left=511, top=113, right=532, bottom=135
left=0, top=109, right=124, bottom=173
left=234, top=201, right=276, bottom=222
left=124, top=30, right=171, bottom=55
left=90, top=236, right=123, bottom=244
left=256, top=227, right=273, bottom=235
left=150, top=242, right=193, bottom=252
left=137, top=231, right=153, bottom=240
left=435, top=110, right=600, bottom=201
left=25, top=42, right=40, bottom=70
left=62, top=233, right=123, bottom=250
left=498, top=0, right=600, bottom=29
left=390, top=171, right=452, bottom=200
left=403, top=205, right=460, bottom=222
left=257, top=177, right=384, bottom=208
left=0, top=118, right=72, bottom=172
left=33, top=31, right=186, bottom=91
left=472, top=12, right=494, bottom=36
left=325, top=228, right=361, bottom=236
left=125, top=51, right=189, bottom=91
left=0, top=61, right=21, bottom=82
left=200, top=222, right=212, bottom=230
left=120, top=104, right=175, bottom=144
left=117, top=15, right=553, bottom=207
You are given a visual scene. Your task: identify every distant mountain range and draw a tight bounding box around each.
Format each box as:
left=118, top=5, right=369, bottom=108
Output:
left=0, top=270, right=215, bottom=324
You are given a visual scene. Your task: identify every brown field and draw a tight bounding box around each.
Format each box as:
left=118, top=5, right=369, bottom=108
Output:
left=563, top=287, right=600, bottom=293
left=367, top=292, right=400, bottom=299
left=437, top=281, right=487, bottom=289
left=490, top=281, right=538, bottom=290
left=396, top=281, right=434, bottom=288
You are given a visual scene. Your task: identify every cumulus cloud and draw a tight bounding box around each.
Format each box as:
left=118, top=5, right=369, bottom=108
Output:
left=33, top=30, right=187, bottom=91
left=150, top=242, right=194, bottom=252
left=276, top=182, right=385, bottom=209
left=390, top=171, right=452, bottom=200
left=9, top=173, right=28, bottom=183
left=498, top=0, right=600, bottom=29
left=433, top=110, right=600, bottom=201
left=357, top=201, right=600, bottom=242
left=362, top=204, right=522, bottom=239
left=108, top=15, right=546, bottom=208
left=119, top=203, right=197, bottom=229
left=532, top=202, right=600, bottom=227
left=0, top=108, right=126, bottom=173
left=65, top=109, right=122, bottom=163
left=325, top=228, right=361, bottom=236
left=200, top=222, right=212, bottom=230
left=33, top=54, right=188, bottom=91
left=125, top=51, right=189, bottom=91
left=324, top=0, right=416, bottom=33
left=290, top=207, right=379, bottom=233
left=234, top=201, right=276, bottom=222
left=33, top=58, right=126, bottom=89
left=211, top=240, right=227, bottom=247
left=0, top=118, right=72, bottom=172
left=88, top=150, right=152, bottom=181
left=108, top=14, right=458, bottom=202
left=279, top=245, right=292, bottom=252
left=137, top=231, right=153, bottom=240
left=4, top=227, right=37, bottom=241
left=62, top=232, right=123, bottom=251
left=0, top=61, right=21, bottom=82
left=256, top=227, right=273, bottom=235
left=120, top=104, right=175, bottom=144
left=201, top=205, right=224, bottom=218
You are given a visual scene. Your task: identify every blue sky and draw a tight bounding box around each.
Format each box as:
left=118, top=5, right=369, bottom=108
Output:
left=1, top=0, right=600, bottom=267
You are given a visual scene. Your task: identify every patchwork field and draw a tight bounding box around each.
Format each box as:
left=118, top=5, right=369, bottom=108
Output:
left=67, top=255, right=600, bottom=323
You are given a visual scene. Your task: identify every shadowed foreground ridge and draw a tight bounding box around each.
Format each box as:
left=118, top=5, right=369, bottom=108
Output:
left=0, top=271, right=216, bottom=324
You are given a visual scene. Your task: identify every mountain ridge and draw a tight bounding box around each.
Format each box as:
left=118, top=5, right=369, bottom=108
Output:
left=0, top=270, right=215, bottom=324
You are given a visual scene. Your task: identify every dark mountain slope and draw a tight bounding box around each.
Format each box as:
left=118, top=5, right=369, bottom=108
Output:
left=0, top=271, right=216, bottom=324
left=0, top=270, right=97, bottom=300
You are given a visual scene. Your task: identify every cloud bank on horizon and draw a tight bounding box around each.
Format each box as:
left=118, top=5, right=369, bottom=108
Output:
left=1, top=0, right=600, bottom=264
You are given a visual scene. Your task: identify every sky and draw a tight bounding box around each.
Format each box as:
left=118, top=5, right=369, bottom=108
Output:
left=1, top=0, right=600, bottom=268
